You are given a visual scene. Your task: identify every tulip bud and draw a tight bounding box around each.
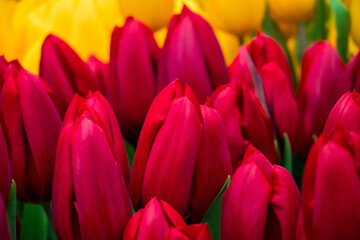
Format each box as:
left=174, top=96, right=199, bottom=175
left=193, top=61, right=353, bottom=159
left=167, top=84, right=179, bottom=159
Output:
left=118, top=0, right=174, bottom=31
left=123, top=197, right=186, bottom=240
left=302, top=126, right=360, bottom=239
left=63, top=91, right=130, bottom=185
left=267, top=0, right=316, bottom=23
left=164, top=224, right=212, bottom=240
left=222, top=145, right=303, bottom=240
left=159, top=6, right=229, bottom=103
left=323, top=90, right=360, bottom=137
left=202, top=0, right=265, bottom=36
left=86, top=55, right=108, bottom=96
left=0, top=196, right=11, bottom=240
left=0, top=69, right=61, bottom=203
left=208, top=81, right=277, bottom=170
left=40, top=34, right=98, bottom=118
left=52, top=107, right=132, bottom=239
left=0, top=56, right=8, bottom=90
left=130, top=80, right=232, bottom=221
left=338, top=51, right=360, bottom=96
left=108, top=18, right=160, bottom=143
left=0, top=123, right=10, bottom=204
left=297, top=41, right=344, bottom=156
left=350, top=0, right=360, bottom=46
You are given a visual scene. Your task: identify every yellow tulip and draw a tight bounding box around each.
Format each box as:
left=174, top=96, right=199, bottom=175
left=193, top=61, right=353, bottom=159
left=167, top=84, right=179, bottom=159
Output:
left=350, top=0, right=360, bottom=46
left=0, top=0, right=122, bottom=74
left=202, top=0, right=266, bottom=36
left=277, top=21, right=299, bottom=38
left=118, top=0, right=174, bottom=31
left=267, top=0, right=316, bottom=23
left=215, top=30, right=240, bottom=65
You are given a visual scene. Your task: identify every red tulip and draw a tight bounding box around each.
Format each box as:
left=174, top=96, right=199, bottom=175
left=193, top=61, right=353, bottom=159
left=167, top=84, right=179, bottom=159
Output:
left=222, top=145, right=303, bottom=240
left=52, top=105, right=132, bottom=240
left=339, top=51, right=360, bottom=96
left=0, top=56, right=9, bottom=90
left=323, top=90, right=360, bottom=137
left=0, top=123, right=10, bottom=204
left=40, top=34, right=98, bottom=118
left=108, top=17, right=160, bottom=143
left=164, top=224, right=212, bottom=240
left=123, top=197, right=186, bottom=240
left=297, top=41, right=344, bottom=156
left=0, top=69, right=61, bottom=203
left=130, top=80, right=232, bottom=221
left=159, top=6, right=229, bottom=103
left=302, top=126, right=360, bottom=239
left=86, top=55, right=108, bottom=96
left=208, top=81, right=277, bottom=170
left=0, top=196, right=11, bottom=240
left=228, top=46, right=253, bottom=90
left=63, top=91, right=130, bottom=185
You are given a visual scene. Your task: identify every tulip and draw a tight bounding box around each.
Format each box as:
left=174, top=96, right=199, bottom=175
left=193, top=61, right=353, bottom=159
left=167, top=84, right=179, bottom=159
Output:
left=108, top=18, right=161, bottom=143
left=338, top=51, right=360, bottom=95
left=323, top=90, right=360, bottom=137
left=52, top=104, right=132, bottom=239
left=208, top=81, right=277, bottom=170
left=164, top=224, right=212, bottom=240
left=202, top=0, right=265, bottom=36
left=40, top=34, right=99, bottom=118
left=302, top=126, right=360, bottom=239
left=222, top=145, right=303, bottom=240
left=130, top=80, right=232, bottom=221
left=267, top=0, right=316, bottom=23
left=0, top=56, right=8, bottom=89
left=63, top=91, right=130, bottom=185
left=123, top=197, right=186, bottom=240
left=297, top=41, right=344, bottom=156
left=0, top=69, right=61, bottom=203
left=0, top=123, right=11, bottom=204
left=350, top=0, right=360, bottom=46
left=118, top=0, right=174, bottom=31
left=86, top=55, right=108, bottom=96
left=159, top=6, right=229, bottom=103
left=0, top=196, right=11, bottom=240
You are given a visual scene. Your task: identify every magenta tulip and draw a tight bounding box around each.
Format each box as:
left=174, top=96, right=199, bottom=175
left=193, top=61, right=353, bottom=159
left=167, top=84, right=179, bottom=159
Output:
left=164, top=224, right=212, bottom=240
left=130, top=80, right=232, bottom=221
left=52, top=101, right=132, bottom=239
left=0, top=123, right=10, bottom=204
left=108, top=17, right=161, bottom=143
left=159, top=6, right=229, bottom=103
left=0, top=69, right=61, bottom=203
left=339, top=50, right=360, bottom=96
left=0, top=196, right=10, bottom=240
left=222, top=145, right=303, bottom=240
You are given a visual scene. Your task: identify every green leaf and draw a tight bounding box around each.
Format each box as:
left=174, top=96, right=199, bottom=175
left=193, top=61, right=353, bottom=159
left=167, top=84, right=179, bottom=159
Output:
left=330, top=0, right=350, bottom=62
left=306, top=0, right=330, bottom=42
left=6, top=180, right=16, bottom=240
left=20, top=204, right=48, bottom=240
left=124, top=139, right=136, bottom=171
left=201, top=175, right=231, bottom=240
left=41, top=202, right=57, bottom=240
left=282, top=134, right=292, bottom=175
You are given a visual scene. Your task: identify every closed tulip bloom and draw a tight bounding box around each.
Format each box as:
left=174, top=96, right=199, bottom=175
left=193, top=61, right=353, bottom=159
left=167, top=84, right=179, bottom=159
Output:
left=323, top=90, right=360, bottom=137
left=0, top=197, right=11, bottom=240
left=222, top=145, right=303, bottom=240
left=123, top=197, right=186, bottom=240
left=297, top=41, right=344, bottom=156
left=159, top=6, right=229, bottom=103
left=350, top=0, right=360, bottom=46
left=164, top=224, right=212, bottom=240
left=40, top=34, right=98, bottom=118
left=0, top=124, right=10, bottom=204
left=202, top=0, right=265, bottom=36
left=86, top=55, right=108, bottom=96
left=118, top=0, right=174, bottom=31
left=209, top=81, right=277, bottom=170
left=63, top=91, right=130, bottom=185
left=52, top=109, right=132, bottom=239
left=0, top=69, right=61, bottom=203
left=302, top=126, right=360, bottom=239
left=338, top=51, right=360, bottom=96
left=108, top=18, right=160, bottom=142
left=130, top=80, right=232, bottom=221
left=0, top=56, right=8, bottom=89
left=268, top=0, right=316, bottom=23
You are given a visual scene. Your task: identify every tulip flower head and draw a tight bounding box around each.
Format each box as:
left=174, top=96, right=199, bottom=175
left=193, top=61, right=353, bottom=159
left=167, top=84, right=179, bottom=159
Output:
left=350, top=0, right=360, bottom=46
left=222, top=145, right=303, bottom=240
left=339, top=51, right=360, bottom=96
left=0, top=68, right=62, bottom=203
left=268, top=0, right=316, bottom=23
left=0, top=123, right=10, bottom=205
left=52, top=93, right=132, bottom=239
left=164, top=224, right=212, bottom=240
